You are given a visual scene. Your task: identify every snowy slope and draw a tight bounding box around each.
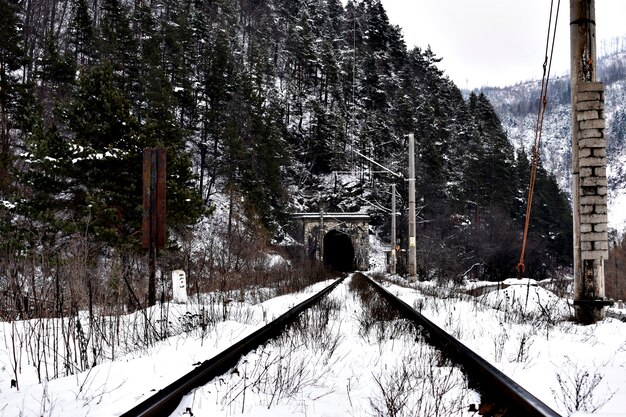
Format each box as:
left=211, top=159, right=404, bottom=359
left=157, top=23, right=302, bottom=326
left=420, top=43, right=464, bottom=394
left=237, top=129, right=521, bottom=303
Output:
left=2, top=247, right=626, bottom=416
left=483, top=48, right=626, bottom=235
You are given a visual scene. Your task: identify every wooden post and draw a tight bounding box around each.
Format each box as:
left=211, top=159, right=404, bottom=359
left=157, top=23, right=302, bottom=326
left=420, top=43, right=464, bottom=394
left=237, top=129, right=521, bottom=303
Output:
left=143, top=148, right=166, bottom=307
left=571, top=0, right=609, bottom=323
left=408, top=134, right=417, bottom=280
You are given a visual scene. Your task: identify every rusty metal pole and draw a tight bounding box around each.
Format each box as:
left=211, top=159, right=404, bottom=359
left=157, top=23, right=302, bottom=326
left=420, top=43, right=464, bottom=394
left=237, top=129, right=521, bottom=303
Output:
left=143, top=148, right=166, bottom=307
left=408, top=134, right=417, bottom=280
left=390, top=184, right=397, bottom=274
left=320, top=211, right=324, bottom=262
left=149, top=151, right=157, bottom=306
left=571, top=0, right=609, bottom=323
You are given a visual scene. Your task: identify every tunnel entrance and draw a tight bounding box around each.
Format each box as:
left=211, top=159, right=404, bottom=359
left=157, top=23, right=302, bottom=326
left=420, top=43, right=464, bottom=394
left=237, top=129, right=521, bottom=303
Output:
left=292, top=212, right=369, bottom=270
left=323, top=230, right=355, bottom=272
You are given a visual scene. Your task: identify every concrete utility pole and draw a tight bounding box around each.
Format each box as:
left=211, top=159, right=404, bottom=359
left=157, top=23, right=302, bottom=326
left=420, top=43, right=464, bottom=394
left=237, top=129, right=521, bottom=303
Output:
left=570, top=0, right=610, bottom=323
left=408, top=134, right=417, bottom=280
left=390, top=184, right=397, bottom=274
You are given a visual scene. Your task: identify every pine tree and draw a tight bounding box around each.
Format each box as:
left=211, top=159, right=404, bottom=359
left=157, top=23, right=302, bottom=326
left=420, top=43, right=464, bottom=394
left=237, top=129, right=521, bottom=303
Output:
left=100, top=0, right=139, bottom=94
left=38, top=34, right=77, bottom=127
left=24, top=61, right=203, bottom=247
left=189, top=0, right=239, bottom=203
left=528, top=163, right=573, bottom=270
left=136, top=2, right=204, bottom=229
left=221, top=63, right=288, bottom=231
left=0, top=0, right=25, bottom=195
left=63, top=63, right=142, bottom=244
left=69, top=0, right=97, bottom=67
left=513, top=147, right=532, bottom=221
left=302, top=0, right=348, bottom=174
left=465, top=92, right=516, bottom=214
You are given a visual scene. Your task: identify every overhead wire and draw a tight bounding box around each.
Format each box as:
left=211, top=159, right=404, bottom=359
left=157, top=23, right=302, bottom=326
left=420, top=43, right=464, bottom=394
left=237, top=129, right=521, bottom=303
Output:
left=517, top=0, right=561, bottom=278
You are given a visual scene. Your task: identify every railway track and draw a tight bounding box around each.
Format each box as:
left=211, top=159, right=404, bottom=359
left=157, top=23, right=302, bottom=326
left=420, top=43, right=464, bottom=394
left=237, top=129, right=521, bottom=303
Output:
left=121, top=276, right=345, bottom=417
left=122, top=272, right=561, bottom=417
left=363, top=273, right=562, bottom=417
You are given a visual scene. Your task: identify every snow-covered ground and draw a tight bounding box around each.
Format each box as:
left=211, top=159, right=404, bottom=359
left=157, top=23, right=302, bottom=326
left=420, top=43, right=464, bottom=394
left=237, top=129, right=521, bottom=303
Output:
left=169, top=276, right=475, bottom=416
left=1, top=247, right=626, bottom=416
left=398, top=280, right=626, bottom=417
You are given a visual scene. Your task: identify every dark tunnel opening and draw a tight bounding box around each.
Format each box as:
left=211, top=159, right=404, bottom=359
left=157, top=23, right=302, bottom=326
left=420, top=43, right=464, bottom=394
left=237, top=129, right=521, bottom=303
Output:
left=323, top=230, right=355, bottom=272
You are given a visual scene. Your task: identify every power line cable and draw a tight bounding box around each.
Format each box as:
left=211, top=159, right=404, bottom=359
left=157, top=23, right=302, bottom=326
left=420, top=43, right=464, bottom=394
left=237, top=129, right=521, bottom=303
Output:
left=517, top=0, right=562, bottom=278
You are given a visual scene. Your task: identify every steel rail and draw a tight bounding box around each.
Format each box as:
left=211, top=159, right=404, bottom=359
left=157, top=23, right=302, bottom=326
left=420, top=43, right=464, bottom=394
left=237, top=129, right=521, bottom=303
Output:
left=122, top=276, right=345, bottom=417
left=364, top=274, right=562, bottom=417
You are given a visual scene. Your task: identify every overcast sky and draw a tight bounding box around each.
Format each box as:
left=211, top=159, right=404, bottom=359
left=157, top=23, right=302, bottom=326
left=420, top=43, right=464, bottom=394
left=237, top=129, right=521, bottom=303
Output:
left=377, top=0, right=626, bottom=90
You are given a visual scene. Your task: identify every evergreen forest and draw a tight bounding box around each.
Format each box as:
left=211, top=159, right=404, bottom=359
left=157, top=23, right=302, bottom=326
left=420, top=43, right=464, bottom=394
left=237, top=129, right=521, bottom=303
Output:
left=0, top=0, right=573, bottom=316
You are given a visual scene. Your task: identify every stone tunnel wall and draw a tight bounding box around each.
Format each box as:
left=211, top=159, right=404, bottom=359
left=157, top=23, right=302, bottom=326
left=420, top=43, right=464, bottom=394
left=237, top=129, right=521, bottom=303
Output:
left=292, top=214, right=369, bottom=271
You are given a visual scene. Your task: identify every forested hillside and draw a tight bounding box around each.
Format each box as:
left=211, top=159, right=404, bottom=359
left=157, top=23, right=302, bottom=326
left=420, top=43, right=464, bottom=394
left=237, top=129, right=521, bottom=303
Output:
left=0, top=0, right=572, bottom=315
left=482, top=42, right=626, bottom=300
left=483, top=43, right=626, bottom=234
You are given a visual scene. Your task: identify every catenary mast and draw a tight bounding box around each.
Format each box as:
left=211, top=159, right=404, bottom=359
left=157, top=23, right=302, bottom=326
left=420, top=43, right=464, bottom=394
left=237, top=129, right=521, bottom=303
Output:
left=570, top=0, right=610, bottom=323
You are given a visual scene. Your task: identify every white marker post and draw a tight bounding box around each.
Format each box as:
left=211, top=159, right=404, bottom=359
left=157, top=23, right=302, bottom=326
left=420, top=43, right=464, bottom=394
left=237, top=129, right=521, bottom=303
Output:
left=172, top=270, right=188, bottom=304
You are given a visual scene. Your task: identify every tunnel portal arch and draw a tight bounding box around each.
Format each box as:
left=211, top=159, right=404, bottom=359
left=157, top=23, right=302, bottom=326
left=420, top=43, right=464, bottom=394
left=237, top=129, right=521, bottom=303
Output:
left=323, top=229, right=355, bottom=272
left=292, top=212, right=369, bottom=271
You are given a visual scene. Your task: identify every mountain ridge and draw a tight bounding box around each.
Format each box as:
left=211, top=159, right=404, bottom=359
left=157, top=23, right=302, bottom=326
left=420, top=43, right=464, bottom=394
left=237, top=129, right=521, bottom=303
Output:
left=481, top=46, right=626, bottom=235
